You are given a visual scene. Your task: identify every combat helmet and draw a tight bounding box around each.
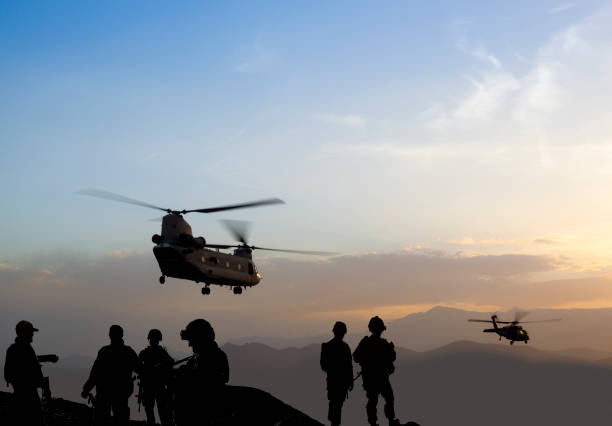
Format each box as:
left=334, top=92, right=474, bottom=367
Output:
left=148, top=328, right=163, bottom=341
left=181, top=318, right=215, bottom=342
left=368, top=316, right=386, bottom=333
left=332, top=321, right=347, bottom=335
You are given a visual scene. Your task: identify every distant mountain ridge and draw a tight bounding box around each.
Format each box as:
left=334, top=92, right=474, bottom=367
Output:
left=229, top=305, right=612, bottom=353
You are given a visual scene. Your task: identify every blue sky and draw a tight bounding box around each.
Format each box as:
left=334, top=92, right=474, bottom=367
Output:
left=3, top=1, right=612, bottom=344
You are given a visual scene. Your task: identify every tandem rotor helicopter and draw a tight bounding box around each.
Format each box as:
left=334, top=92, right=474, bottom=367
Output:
left=79, top=189, right=333, bottom=295
left=468, top=312, right=560, bottom=345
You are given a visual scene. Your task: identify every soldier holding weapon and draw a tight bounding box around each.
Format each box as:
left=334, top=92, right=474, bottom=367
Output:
left=3, top=320, right=58, bottom=426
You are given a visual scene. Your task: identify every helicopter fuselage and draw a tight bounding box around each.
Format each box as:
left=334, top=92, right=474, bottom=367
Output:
left=153, top=243, right=261, bottom=288
left=484, top=324, right=529, bottom=344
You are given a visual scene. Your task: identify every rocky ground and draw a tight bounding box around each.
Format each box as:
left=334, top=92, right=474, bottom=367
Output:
left=0, top=386, right=323, bottom=425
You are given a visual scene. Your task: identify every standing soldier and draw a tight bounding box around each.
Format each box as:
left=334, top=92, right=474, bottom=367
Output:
left=320, top=321, right=353, bottom=426
left=353, top=316, right=401, bottom=426
left=3, top=320, right=57, bottom=426
left=173, top=318, right=229, bottom=426
left=139, top=329, right=174, bottom=426
left=81, top=324, right=141, bottom=426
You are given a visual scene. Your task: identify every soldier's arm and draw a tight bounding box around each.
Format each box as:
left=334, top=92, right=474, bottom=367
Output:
left=219, top=350, right=229, bottom=384
left=130, top=347, right=143, bottom=375
left=82, top=356, right=101, bottom=395
left=320, top=343, right=328, bottom=372
left=3, top=347, right=14, bottom=386
left=352, top=337, right=366, bottom=364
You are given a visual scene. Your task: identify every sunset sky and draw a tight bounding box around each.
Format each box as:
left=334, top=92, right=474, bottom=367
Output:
left=2, top=0, right=612, bottom=355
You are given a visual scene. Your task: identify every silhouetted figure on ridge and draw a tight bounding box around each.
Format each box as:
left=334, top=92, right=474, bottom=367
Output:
left=81, top=324, right=141, bottom=426
left=139, top=329, right=174, bottom=426
left=353, top=316, right=401, bottom=426
left=172, top=318, right=229, bottom=426
left=3, top=320, right=56, bottom=426
left=321, top=321, right=353, bottom=426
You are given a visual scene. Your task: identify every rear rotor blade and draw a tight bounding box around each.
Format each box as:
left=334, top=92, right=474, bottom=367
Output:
left=77, top=188, right=169, bottom=212
left=220, top=220, right=251, bottom=245
left=468, top=319, right=494, bottom=323
left=185, top=198, right=285, bottom=214
left=251, top=246, right=336, bottom=256
left=519, top=319, right=561, bottom=323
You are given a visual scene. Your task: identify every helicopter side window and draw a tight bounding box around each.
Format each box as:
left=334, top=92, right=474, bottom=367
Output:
left=226, top=261, right=230, bottom=268
left=208, top=257, right=218, bottom=265
left=237, top=263, right=242, bottom=271
left=201, top=256, right=205, bottom=264
left=248, top=263, right=254, bottom=275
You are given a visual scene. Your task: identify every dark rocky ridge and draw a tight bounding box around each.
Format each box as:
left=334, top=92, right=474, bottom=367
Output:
left=0, top=386, right=323, bottom=426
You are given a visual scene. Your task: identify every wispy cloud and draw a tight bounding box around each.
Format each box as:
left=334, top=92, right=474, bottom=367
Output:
left=549, top=3, right=577, bottom=14
left=314, top=113, right=366, bottom=127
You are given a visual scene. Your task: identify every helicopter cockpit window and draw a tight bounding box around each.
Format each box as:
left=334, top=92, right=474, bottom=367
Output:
left=248, top=263, right=254, bottom=275
left=201, top=256, right=205, bottom=264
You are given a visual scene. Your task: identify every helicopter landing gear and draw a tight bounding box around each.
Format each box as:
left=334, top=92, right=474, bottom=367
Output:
left=201, top=287, right=210, bottom=295
left=159, top=275, right=165, bottom=284
left=233, top=286, right=243, bottom=295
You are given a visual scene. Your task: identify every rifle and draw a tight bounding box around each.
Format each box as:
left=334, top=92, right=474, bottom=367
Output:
left=136, top=376, right=143, bottom=412
left=38, top=354, right=58, bottom=426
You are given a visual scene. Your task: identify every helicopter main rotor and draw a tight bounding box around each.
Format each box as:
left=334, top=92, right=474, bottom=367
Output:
left=77, top=188, right=285, bottom=216
left=468, top=311, right=561, bottom=325
left=205, top=219, right=336, bottom=256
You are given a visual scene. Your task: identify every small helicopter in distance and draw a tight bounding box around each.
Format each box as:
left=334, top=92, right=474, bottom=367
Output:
left=78, top=188, right=333, bottom=295
left=468, top=312, right=560, bottom=345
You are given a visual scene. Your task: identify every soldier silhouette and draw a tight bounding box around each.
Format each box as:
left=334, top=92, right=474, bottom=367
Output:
left=320, top=321, right=353, bottom=426
left=139, top=329, right=174, bottom=426
left=353, top=316, right=401, bottom=426
left=3, top=320, right=57, bottom=426
left=173, top=318, right=229, bottom=426
left=81, top=324, right=141, bottom=426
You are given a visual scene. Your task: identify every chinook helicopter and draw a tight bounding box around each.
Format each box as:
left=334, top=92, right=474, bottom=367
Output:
left=468, top=312, right=560, bottom=345
left=79, top=188, right=332, bottom=295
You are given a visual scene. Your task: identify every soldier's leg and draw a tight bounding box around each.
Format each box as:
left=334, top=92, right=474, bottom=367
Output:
left=156, top=390, right=173, bottom=426
left=380, top=378, right=397, bottom=424
left=143, top=390, right=156, bottom=425
left=365, top=386, right=380, bottom=426
left=110, top=396, right=130, bottom=426
left=94, top=394, right=112, bottom=426
left=327, top=386, right=346, bottom=425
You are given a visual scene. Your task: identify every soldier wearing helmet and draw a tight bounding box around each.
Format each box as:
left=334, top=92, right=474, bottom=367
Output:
left=3, top=321, right=48, bottom=426
left=81, top=324, right=142, bottom=426
left=353, top=316, right=401, bottom=426
left=173, top=319, right=229, bottom=426
left=139, top=329, right=174, bottom=426
left=320, top=321, right=353, bottom=426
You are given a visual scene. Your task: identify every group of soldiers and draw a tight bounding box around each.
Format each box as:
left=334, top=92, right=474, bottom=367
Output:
left=321, top=316, right=401, bottom=426
left=4, top=315, right=400, bottom=426
left=3, top=318, right=228, bottom=426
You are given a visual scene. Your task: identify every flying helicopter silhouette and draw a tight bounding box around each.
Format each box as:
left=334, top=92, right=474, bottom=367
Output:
left=468, top=312, right=560, bottom=345
left=78, top=188, right=333, bottom=295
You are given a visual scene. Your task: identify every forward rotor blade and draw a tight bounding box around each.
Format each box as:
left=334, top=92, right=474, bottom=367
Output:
left=204, top=244, right=239, bottom=250
left=184, top=198, right=285, bottom=214
left=220, top=220, right=251, bottom=245
left=251, top=246, right=336, bottom=256
left=77, top=188, right=169, bottom=212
